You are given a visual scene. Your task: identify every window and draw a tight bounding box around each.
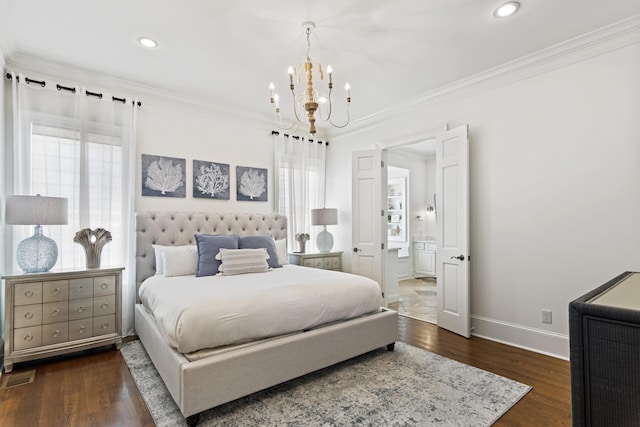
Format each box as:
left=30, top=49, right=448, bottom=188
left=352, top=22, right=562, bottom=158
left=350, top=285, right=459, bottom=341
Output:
left=30, top=120, right=125, bottom=269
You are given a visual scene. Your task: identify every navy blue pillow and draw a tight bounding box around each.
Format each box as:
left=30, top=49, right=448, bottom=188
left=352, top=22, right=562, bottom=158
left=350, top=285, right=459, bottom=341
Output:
left=238, top=234, right=282, bottom=269
left=194, top=234, right=239, bottom=277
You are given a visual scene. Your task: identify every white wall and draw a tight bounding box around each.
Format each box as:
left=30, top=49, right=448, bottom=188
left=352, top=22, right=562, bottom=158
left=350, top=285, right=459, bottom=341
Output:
left=135, top=102, right=275, bottom=214
left=327, top=42, right=640, bottom=359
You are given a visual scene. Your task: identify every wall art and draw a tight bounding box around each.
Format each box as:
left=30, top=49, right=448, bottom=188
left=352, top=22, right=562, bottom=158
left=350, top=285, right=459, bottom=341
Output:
left=236, top=166, right=267, bottom=202
left=141, top=154, right=186, bottom=198
left=193, top=160, right=230, bottom=200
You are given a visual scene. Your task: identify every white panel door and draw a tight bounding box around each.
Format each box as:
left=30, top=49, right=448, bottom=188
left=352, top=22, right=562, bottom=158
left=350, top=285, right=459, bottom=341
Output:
left=352, top=149, right=387, bottom=300
left=436, top=125, right=471, bottom=338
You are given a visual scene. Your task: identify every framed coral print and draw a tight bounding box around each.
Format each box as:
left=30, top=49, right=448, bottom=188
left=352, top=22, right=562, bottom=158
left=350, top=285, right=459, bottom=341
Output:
left=236, top=166, right=267, bottom=202
left=193, top=160, right=230, bottom=200
left=141, top=154, right=186, bottom=198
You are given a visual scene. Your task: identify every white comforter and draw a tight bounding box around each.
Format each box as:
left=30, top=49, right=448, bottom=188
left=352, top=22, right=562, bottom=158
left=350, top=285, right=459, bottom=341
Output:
left=139, top=265, right=382, bottom=353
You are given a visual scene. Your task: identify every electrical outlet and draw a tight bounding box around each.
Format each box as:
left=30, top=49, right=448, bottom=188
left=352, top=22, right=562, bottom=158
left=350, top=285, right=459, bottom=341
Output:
left=542, top=309, right=552, bottom=324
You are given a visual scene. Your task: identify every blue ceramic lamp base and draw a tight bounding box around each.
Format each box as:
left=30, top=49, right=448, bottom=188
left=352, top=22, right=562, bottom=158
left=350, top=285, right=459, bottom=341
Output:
left=16, top=225, right=59, bottom=273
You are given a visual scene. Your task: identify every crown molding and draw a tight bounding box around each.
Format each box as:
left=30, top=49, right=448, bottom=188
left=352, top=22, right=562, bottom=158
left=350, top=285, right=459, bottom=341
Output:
left=5, top=14, right=640, bottom=141
left=340, top=14, right=640, bottom=139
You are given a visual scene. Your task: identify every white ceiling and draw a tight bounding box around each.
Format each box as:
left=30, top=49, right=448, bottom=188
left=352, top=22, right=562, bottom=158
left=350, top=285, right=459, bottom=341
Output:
left=1, top=0, right=639, bottom=138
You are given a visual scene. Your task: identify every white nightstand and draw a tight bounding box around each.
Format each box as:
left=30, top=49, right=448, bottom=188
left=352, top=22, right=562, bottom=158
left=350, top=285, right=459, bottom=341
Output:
left=288, top=251, right=343, bottom=271
left=3, top=267, right=124, bottom=373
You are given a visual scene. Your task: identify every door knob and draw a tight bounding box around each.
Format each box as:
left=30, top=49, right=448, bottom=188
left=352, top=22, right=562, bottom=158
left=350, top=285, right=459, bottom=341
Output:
left=451, top=254, right=465, bottom=261
left=353, top=248, right=359, bottom=253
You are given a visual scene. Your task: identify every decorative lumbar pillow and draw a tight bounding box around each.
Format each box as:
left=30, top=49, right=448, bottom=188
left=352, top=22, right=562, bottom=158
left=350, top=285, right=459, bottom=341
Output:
left=194, top=234, right=239, bottom=277
left=162, top=246, right=198, bottom=277
left=216, top=248, right=270, bottom=276
left=274, top=238, right=288, bottom=265
left=152, top=244, right=197, bottom=275
left=238, top=234, right=282, bottom=269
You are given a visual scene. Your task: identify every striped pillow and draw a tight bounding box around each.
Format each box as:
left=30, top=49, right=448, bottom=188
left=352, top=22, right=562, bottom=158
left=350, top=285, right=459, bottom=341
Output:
left=215, top=248, right=270, bottom=276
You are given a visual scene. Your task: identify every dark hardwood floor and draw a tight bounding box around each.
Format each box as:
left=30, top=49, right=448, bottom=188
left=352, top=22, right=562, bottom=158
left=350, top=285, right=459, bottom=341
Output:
left=0, top=316, right=571, bottom=426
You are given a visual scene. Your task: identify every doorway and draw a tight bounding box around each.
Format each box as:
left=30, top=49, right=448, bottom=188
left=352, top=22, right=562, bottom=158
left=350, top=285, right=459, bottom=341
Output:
left=386, top=141, right=437, bottom=324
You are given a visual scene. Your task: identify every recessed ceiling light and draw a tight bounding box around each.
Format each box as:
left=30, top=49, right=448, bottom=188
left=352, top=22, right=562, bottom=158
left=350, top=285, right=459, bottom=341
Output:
left=137, top=36, right=158, bottom=48
left=494, top=2, right=520, bottom=18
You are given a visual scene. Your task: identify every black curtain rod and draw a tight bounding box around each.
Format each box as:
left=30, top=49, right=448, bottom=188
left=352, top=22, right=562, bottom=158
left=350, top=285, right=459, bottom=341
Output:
left=6, top=72, right=143, bottom=107
left=271, top=130, right=329, bottom=146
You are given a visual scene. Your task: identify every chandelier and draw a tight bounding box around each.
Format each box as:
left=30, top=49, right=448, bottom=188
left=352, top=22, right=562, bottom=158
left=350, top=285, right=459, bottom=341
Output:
left=269, top=21, right=351, bottom=135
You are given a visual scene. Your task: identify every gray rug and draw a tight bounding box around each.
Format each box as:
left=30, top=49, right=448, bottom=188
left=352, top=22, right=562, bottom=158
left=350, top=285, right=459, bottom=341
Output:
left=121, top=340, right=531, bottom=426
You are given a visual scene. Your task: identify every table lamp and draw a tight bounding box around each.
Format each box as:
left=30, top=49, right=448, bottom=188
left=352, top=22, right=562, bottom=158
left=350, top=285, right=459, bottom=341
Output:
left=6, top=194, right=69, bottom=273
left=311, top=208, right=338, bottom=252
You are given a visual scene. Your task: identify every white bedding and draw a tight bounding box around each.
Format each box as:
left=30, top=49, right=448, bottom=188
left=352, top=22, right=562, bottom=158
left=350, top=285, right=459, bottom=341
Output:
left=139, top=264, right=382, bottom=353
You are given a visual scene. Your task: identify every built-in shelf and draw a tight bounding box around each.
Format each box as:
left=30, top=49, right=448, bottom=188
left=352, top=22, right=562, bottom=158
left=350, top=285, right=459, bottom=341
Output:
left=387, top=178, right=406, bottom=241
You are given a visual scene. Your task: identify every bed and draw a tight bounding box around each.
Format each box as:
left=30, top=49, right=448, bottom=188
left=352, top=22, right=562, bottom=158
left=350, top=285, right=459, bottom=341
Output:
left=134, top=212, right=398, bottom=426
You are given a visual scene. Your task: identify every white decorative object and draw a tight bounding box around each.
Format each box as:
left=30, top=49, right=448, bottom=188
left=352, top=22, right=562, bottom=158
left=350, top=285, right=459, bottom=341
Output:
left=295, top=233, right=310, bottom=253
left=311, top=208, right=338, bottom=252
left=5, top=194, right=68, bottom=273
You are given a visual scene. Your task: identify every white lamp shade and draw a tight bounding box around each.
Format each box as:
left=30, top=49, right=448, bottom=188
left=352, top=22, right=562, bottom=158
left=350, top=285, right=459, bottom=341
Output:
left=6, top=195, right=68, bottom=225
left=311, top=208, right=338, bottom=226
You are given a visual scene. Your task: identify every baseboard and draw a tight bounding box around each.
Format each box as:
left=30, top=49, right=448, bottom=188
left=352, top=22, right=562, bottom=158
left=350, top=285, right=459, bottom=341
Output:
left=471, top=315, right=569, bottom=360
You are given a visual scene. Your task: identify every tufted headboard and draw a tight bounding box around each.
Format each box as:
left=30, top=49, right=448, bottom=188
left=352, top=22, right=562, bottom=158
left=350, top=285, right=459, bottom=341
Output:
left=135, top=212, right=287, bottom=289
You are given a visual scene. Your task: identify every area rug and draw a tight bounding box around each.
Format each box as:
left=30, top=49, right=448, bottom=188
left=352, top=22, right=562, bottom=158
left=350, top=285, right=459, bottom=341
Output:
left=121, top=340, right=531, bottom=426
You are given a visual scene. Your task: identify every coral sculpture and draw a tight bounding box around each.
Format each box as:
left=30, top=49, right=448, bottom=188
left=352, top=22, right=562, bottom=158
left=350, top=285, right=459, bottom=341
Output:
left=74, top=228, right=112, bottom=269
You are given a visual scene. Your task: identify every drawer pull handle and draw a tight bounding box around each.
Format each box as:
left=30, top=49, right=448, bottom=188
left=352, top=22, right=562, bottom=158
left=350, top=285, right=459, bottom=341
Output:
left=101, top=323, right=109, bottom=329
left=51, top=309, right=60, bottom=317
left=78, top=285, right=84, bottom=291
left=24, top=312, right=34, bottom=319
left=78, top=306, right=85, bottom=313
left=101, top=283, right=108, bottom=290
left=101, top=303, right=109, bottom=310
left=24, top=334, right=33, bottom=342
left=78, top=326, right=86, bottom=334
left=25, top=290, right=33, bottom=297
left=52, top=288, right=60, bottom=295
left=52, top=330, right=60, bottom=338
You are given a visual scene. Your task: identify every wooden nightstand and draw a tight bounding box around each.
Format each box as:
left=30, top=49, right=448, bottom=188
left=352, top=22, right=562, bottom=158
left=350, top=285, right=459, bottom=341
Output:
left=288, top=251, right=343, bottom=271
left=3, top=267, right=124, bottom=373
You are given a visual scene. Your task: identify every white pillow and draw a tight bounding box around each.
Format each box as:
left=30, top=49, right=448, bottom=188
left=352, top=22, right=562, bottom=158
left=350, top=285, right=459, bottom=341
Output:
left=162, top=246, right=198, bottom=277
left=274, top=238, right=288, bottom=265
left=215, top=248, right=270, bottom=276
left=152, top=244, right=197, bottom=275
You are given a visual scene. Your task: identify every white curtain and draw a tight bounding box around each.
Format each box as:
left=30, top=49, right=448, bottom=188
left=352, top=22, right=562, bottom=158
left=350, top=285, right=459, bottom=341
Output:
left=273, top=133, right=327, bottom=252
left=7, top=72, right=138, bottom=336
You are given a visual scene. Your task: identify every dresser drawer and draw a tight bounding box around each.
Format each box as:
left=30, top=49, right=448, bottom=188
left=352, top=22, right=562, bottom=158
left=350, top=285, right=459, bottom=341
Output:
left=43, top=280, right=69, bottom=302
left=42, top=321, right=69, bottom=346
left=14, top=282, right=43, bottom=306
left=69, top=298, right=94, bottom=320
left=14, top=326, right=42, bottom=350
left=94, top=295, right=116, bottom=316
left=303, top=259, right=315, bottom=267
left=331, top=257, right=341, bottom=269
left=322, top=258, right=333, bottom=269
left=43, top=301, right=69, bottom=324
left=69, top=278, right=93, bottom=299
left=93, top=276, right=116, bottom=297
left=94, top=314, right=116, bottom=336
left=14, top=304, right=42, bottom=328
left=68, top=319, right=93, bottom=340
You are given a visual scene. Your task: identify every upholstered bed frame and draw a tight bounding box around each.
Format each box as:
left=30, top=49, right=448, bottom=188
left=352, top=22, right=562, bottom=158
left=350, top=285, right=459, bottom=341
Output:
left=134, top=212, right=398, bottom=426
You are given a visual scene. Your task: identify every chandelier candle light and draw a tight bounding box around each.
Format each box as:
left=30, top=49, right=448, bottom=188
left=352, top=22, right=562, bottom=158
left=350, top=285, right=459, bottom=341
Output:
left=5, top=194, right=69, bottom=273
left=270, top=21, right=351, bottom=135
